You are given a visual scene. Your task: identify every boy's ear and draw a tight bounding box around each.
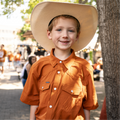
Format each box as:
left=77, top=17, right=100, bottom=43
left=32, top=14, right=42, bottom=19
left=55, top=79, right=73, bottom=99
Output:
left=76, top=32, right=80, bottom=41
left=47, top=30, right=52, bottom=40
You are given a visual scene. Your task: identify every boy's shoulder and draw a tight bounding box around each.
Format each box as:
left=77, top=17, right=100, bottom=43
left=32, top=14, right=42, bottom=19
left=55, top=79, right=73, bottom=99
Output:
left=75, top=56, right=93, bottom=72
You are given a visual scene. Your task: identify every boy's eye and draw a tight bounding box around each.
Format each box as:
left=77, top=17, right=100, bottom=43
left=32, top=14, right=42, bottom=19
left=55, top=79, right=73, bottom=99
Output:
left=56, top=29, right=62, bottom=31
left=68, top=30, right=75, bottom=32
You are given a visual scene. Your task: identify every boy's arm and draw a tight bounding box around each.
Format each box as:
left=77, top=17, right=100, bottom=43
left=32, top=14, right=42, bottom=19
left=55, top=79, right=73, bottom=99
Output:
left=26, top=64, right=31, bottom=75
left=30, top=105, right=38, bottom=120
left=83, top=109, right=90, bottom=120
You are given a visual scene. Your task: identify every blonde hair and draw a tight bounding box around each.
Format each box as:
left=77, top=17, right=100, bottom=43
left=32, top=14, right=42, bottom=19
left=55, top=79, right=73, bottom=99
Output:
left=48, top=15, right=80, bottom=33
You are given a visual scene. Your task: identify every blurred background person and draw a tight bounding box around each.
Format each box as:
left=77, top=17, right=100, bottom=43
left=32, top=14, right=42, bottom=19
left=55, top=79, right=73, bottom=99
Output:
left=21, top=55, right=37, bottom=87
left=93, top=57, right=103, bottom=81
left=93, top=57, right=103, bottom=74
left=13, top=51, right=21, bottom=69
left=0, top=44, right=7, bottom=77
left=7, top=51, right=14, bottom=68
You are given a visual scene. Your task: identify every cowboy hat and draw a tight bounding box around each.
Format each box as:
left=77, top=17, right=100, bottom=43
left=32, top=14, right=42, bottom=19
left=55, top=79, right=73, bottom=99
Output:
left=30, top=1, right=98, bottom=52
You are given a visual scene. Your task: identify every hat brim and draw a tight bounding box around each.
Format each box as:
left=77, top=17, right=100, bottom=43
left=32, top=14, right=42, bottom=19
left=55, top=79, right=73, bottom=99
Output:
left=31, top=2, right=98, bottom=52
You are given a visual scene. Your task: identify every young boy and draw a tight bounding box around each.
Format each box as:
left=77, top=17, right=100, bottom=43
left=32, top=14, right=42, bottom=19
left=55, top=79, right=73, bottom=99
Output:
left=20, top=2, right=98, bottom=120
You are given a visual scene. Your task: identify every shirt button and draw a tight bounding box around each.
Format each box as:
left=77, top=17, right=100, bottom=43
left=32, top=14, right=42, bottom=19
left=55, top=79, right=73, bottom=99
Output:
left=59, top=61, right=62, bottom=63
left=71, top=90, right=73, bottom=93
left=42, top=86, right=44, bottom=89
left=49, top=105, right=52, bottom=108
left=54, top=87, right=57, bottom=90
left=57, top=71, right=60, bottom=74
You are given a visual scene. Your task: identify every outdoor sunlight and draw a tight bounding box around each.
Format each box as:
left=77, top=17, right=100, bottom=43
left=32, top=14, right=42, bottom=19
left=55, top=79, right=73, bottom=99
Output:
left=0, top=82, right=23, bottom=90
left=1, top=0, right=119, bottom=120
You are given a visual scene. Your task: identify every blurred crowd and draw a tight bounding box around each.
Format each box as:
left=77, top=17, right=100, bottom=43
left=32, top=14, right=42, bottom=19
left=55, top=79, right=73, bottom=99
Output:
left=93, top=57, right=104, bottom=82
left=0, top=44, right=50, bottom=80
left=88, top=57, right=103, bottom=81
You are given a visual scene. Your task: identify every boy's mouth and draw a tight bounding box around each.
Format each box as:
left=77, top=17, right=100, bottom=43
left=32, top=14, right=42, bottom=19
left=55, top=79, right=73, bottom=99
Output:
left=59, top=40, right=70, bottom=43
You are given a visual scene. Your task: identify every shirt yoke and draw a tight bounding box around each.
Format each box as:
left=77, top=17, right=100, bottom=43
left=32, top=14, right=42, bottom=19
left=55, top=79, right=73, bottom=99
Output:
left=75, top=56, right=93, bottom=72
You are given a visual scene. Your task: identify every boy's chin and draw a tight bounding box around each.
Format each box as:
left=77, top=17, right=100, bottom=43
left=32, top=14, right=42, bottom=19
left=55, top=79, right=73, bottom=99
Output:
left=55, top=47, right=71, bottom=51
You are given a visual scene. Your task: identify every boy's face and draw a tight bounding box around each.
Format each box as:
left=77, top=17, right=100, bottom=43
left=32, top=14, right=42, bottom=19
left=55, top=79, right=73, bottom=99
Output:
left=0, top=45, right=4, bottom=49
left=47, top=17, right=80, bottom=51
left=31, top=57, right=36, bottom=64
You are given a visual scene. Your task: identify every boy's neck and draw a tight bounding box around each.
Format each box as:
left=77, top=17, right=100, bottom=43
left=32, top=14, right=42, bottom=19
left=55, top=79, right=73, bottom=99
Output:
left=54, top=48, right=72, bottom=60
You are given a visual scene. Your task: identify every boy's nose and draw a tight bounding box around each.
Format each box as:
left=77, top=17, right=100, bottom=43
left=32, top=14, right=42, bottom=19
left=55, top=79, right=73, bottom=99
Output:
left=62, top=30, right=68, bottom=38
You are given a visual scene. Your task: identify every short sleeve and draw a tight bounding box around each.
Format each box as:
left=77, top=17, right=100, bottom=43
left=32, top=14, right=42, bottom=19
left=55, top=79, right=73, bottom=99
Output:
left=20, top=63, right=40, bottom=105
left=82, top=66, right=98, bottom=110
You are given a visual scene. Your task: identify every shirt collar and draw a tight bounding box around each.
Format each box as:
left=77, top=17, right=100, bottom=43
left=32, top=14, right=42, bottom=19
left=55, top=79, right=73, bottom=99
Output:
left=49, top=48, right=76, bottom=68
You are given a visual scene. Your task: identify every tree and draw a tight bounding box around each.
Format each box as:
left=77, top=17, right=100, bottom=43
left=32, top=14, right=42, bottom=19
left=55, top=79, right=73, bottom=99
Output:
left=20, top=0, right=43, bottom=21
left=96, top=0, right=120, bottom=119
left=17, top=23, right=31, bottom=41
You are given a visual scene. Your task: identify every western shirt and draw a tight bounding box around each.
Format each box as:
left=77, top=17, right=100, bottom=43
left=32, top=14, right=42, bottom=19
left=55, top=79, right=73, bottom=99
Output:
left=20, top=49, right=98, bottom=120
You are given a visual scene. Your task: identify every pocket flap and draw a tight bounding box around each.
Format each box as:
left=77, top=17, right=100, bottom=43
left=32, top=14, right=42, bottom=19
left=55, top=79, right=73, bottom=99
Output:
left=62, top=84, right=82, bottom=95
left=40, top=82, right=50, bottom=91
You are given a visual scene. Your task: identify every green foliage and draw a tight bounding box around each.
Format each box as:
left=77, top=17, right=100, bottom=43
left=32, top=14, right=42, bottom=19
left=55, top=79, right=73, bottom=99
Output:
left=89, top=51, right=93, bottom=64
left=21, top=0, right=43, bottom=20
left=0, top=0, right=24, bottom=16
left=17, top=23, right=31, bottom=41
left=17, top=29, right=26, bottom=41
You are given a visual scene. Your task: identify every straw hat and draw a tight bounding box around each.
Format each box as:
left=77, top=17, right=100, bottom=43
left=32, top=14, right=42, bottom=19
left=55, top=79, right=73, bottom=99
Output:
left=31, top=1, right=98, bottom=52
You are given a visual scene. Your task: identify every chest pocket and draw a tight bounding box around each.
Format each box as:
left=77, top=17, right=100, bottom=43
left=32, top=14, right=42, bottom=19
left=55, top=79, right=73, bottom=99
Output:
left=39, top=81, right=51, bottom=103
left=39, top=81, right=51, bottom=106
left=40, top=81, right=50, bottom=91
left=60, top=82, right=83, bottom=112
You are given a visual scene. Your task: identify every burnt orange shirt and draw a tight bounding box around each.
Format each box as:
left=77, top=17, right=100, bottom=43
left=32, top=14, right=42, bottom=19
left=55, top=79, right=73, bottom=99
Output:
left=8, top=53, right=14, bottom=61
left=20, top=49, right=98, bottom=120
left=14, top=53, right=21, bottom=61
left=0, top=49, right=7, bottom=62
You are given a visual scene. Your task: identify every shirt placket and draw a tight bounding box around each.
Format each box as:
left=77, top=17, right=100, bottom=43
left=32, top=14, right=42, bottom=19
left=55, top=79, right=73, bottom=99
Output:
left=45, top=60, right=65, bottom=119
